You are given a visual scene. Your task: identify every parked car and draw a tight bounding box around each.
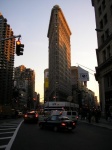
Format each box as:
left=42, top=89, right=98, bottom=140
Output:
left=23, top=111, right=39, bottom=123
left=39, top=115, right=76, bottom=132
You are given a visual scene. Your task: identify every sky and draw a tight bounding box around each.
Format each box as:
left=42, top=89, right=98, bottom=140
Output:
left=0, top=0, right=99, bottom=102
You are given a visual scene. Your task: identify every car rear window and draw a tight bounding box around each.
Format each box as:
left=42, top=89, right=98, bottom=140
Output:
left=72, top=112, right=76, bottom=115
left=60, top=117, right=69, bottom=120
left=67, top=111, right=77, bottom=115
left=67, top=112, right=71, bottom=115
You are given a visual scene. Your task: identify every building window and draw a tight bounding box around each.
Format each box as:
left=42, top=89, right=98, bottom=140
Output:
left=102, top=50, right=106, bottom=62
left=110, top=5, right=112, bottom=15
left=107, top=76, right=109, bottom=87
left=103, top=14, right=108, bottom=25
left=100, top=19, right=103, bottom=29
left=111, top=73, right=112, bottom=86
left=98, top=6, right=102, bottom=16
left=101, top=34, right=105, bottom=43
left=105, top=29, right=109, bottom=39
left=107, top=45, right=111, bottom=59
left=102, top=0, right=106, bottom=10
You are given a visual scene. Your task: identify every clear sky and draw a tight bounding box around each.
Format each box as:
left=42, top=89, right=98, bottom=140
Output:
left=0, top=0, right=99, bottom=102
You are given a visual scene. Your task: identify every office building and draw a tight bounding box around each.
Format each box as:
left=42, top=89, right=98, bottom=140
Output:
left=44, top=68, right=49, bottom=103
left=71, top=66, right=97, bottom=109
left=0, top=13, right=15, bottom=105
left=14, top=65, right=35, bottom=109
left=47, top=5, right=72, bottom=101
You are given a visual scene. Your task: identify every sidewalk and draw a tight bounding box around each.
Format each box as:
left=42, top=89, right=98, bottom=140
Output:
left=79, top=117, right=112, bottom=130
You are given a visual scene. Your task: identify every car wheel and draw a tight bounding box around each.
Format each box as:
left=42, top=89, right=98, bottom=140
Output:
left=53, top=126, right=58, bottom=132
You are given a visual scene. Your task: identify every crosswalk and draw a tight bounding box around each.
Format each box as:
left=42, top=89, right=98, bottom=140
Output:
left=0, top=119, right=23, bottom=150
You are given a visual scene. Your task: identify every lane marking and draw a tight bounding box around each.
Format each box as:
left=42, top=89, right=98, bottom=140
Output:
left=0, top=131, right=14, bottom=135
left=5, top=120, right=23, bottom=150
left=0, top=145, right=7, bottom=149
left=0, top=137, right=11, bottom=140
left=0, top=128, right=16, bottom=131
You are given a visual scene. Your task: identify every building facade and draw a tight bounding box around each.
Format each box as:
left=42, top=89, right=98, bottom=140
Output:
left=47, top=5, right=72, bottom=102
left=44, top=66, right=98, bottom=109
left=14, top=65, right=35, bottom=110
left=71, top=66, right=97, bottom=109
left=92, top=0, right=112, bottom=115
left=44, top=68, right=49, bottom=103
left=0, top=13, right=15, bottom=105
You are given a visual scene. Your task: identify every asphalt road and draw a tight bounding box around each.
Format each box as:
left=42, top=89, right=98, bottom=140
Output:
left=11, top=121, right=112, bottom=150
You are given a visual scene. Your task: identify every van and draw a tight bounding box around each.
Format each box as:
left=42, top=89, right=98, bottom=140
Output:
left=61, top=111, right=79, bottom=123
left=50, top=110, right=62, bottom=116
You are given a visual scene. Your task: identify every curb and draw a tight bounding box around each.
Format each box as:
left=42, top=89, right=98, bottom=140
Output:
left=79, top=119, right=112, bottom=130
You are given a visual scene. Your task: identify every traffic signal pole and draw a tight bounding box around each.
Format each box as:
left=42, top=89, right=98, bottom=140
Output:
left=0, top=35, right=21, bottom=42
left=0, top=35, right=24, bottom=56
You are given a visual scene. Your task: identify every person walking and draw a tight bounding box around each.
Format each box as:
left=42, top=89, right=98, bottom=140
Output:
left=95, top=109, right=99, bottom=123
left=88, top=109, right=92, bottom=123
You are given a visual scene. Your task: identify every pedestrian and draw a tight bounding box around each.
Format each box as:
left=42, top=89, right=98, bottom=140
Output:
left=95, top=109, right=99, bottom=123
left=88, top=109, right=92, bottom=123
left=107, top=110, right=111, bottom=122
left=15, top=110, right=18, bottom=118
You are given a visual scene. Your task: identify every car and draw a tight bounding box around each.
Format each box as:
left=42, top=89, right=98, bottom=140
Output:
left=39, top=115, right=76, bottom=132
left=23, top=111, right=39, bottom=123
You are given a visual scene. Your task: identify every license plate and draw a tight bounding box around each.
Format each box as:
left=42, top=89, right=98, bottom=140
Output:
left=29, top=115, right=33, bottom=118
left=68, top=127, right=72, bottom=130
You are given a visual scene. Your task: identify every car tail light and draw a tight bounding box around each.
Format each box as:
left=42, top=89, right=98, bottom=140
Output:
left=77, top=116, right=79, bottom=119
left=35, top=114, right=38, bottom=118
left=61, top=122, right=66, bottom=126
left=24, top=114, right=28, bottom=118
left=73, top=122, right=75, bottom=126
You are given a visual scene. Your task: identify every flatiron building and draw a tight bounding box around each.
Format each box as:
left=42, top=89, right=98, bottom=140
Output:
left=47, top=5, right=72, bottom=101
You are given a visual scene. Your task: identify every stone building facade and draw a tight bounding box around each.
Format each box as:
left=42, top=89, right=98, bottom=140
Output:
left=92, top=0, right=112, bottom=115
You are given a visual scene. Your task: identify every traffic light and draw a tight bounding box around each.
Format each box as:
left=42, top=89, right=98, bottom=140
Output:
left=16, top=40, right=24, bottom=56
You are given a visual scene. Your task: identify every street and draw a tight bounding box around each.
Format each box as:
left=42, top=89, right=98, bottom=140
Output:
left=0, top=118, right=23, bottom=150
left=10, top=120, right=112, bottom=150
